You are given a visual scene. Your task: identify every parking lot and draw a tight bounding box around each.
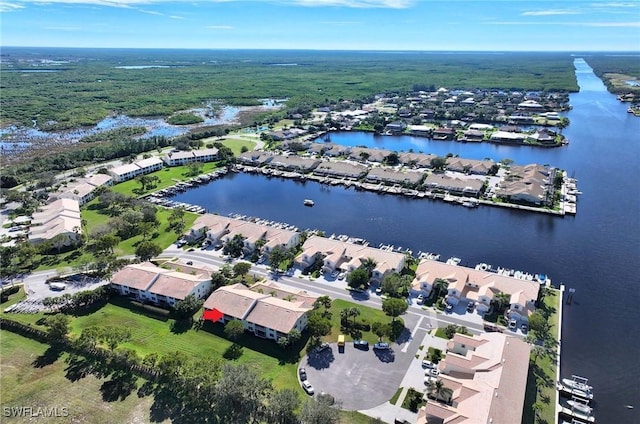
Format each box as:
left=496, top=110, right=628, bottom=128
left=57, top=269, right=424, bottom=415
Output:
left=299, top=340, right=420, bottom=411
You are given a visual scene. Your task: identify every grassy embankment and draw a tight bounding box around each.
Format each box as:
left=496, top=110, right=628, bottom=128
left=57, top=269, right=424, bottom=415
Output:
left=522, top=289, right=560, bottom=424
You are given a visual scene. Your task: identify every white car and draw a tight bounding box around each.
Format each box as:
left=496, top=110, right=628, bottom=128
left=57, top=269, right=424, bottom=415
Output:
left=426, top=368, right=440, bottom=377
left=422, top=360, right=436, bottom=369
left=337, top=272, right=346, bottom=280
left=424, top=376, right=438, bottom=385
left=330, top=270, right=340, bottom=278
left=302, top=380, right=314, bottom=395
left=417, top=294, right=425, bottom=304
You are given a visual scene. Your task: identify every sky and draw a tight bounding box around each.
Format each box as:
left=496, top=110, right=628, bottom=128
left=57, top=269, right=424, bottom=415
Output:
left=0, top=0, right=639, bottom=51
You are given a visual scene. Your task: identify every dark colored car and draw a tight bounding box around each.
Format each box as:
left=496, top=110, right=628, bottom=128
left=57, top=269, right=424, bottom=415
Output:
left=299, top=367, right=307, bottom=381
left=374, top=342, right=390, bottom=350
left=353, top=340, right=369, bottom=350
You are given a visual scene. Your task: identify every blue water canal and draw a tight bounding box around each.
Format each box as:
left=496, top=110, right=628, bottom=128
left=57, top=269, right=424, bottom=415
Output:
left=173, top=58, right=640, bottom=423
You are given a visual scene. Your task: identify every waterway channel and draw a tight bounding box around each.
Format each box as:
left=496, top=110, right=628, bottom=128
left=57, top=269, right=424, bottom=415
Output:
left=172, top=58, right=639, bottom=423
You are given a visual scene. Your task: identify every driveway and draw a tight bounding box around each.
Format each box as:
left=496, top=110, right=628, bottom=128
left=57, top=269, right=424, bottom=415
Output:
left=300, top=339, right=420, bottom=410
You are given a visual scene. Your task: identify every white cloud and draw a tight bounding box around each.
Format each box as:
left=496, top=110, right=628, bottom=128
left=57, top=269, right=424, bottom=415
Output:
left=0, top=1, right=25, bottom=11
left=169, top=14, right=184, bottom=19
left=206, top=25, right=234, bottom=30
left=522, top=9, right=581, bottom=16
left=590, top=2, right=639, bottom=8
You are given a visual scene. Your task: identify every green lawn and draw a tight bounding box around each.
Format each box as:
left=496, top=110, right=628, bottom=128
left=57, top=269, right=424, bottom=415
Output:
left=326, top=298, right=402, bottom=344
left=522, top=289, right=560, bottom=424
left=110, top=162, right=221, bottom=196
left=65, top=299, right=300, bottom=391
left=216, top=136, right=257, bottom=155
left=81, top=199, right=198, bottom=256
left=0, top=331, right=165, bottom=424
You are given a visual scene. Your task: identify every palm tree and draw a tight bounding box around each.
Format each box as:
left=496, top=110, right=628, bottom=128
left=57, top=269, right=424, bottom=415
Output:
left=427, top=379, right=453, bottom=404
left=340, top=308, right=350, bottom=326
left=361, top=257, right=377, bottom=279
left=433, top=278, right=449, bottom=299
left=492, top=291, right=511, bottom=315
left=349, top=307, right=360, bottom=326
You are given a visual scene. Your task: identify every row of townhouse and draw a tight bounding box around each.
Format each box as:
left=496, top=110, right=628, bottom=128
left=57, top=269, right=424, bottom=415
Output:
left=496, top=164, right=554, bottom=206
left=279, top=143, right=496, bottom=176
left=203, top=281, right=318, bottom=341
left=162, top=148, right=219, bottom=166
left=56, top=174, right=113, bottom=206
left=110, top=260, right=318, bottom=341
left=295, top=235, right=406, bottom=283
left=108, top=148, right=220, bottom=183
left=109, top=157, right=164, bottom=183
left=186, top=214, right=300, bottom=255
left=417, top=332, right=530, bottom=424
left=110, top=261, right=214, bottom=307
left=28, top=198, right=82, bottom=246
left=410, top=259, right=540, bottom=322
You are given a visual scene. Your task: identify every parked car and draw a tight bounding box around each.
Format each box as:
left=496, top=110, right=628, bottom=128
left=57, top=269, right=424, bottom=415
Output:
left=466, top=301, right=475, bottom=312
left=483, top=323, right=503, bottom=333
left=445, top=303, right=453, bottom=313
left=299, top=367, right=307, bottom=381
left=186, top=261, right=193, bottom=265
left=421, top=360, right=436, bottom=369
left=374, top=342, right=390, bottom=350
left=330, top=270, right=339, bottom=278
left=375, top=287, right=383, bottom=295
left=313, top=342, right=330, bottom=354
left=337, top=272, right=346, bottom=280
left=417, top=294, right=424, bottom=304
left=508, top=319, right=517, bottom=330
left=521, top=323, right=529, bottom=333
left=425, top=368, right=440, bottom=377
left=302, top=380, right=314, bottom=395
left=353, top=340, right=369, bottom=350
left=424, top=376, right=438, bottom=385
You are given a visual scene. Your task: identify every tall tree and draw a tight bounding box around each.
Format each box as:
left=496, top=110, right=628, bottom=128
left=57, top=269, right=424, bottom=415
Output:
left=224, top=319, right=245, bottom=342
left=313, top=295, right=332, bottom=316
left=233, top=262, right=252, bottom=282
left=135, top=240, right=162, bottom=261
left=265, top=388, right=300, bottom=424
left=300, top=397, right=340, bottom=424
left=382, top=298, right=408, bottom=322
left=44, top=314, right=70, bottom=345
left=214, top=363, right=272, bottom=424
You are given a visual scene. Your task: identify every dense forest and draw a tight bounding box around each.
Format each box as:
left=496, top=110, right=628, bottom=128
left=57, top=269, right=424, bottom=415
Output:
left=584, top=54, right=640, bottom=94
left=0, top=48, right=579, bottom=130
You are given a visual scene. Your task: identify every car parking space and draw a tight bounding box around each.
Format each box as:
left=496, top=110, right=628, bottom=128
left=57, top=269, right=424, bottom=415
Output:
left=301, top=341, right=417, bottom=410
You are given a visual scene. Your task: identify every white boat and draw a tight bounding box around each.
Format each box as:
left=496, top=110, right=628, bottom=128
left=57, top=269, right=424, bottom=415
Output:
left=567, top=400, right=593, bottom=416
left=446, top=257, right=461, bottom=266
left=562, top=377, right=593, bottom=392
left=303, top=199, right=315, bottom=206
left=557, top=382, right=593, bottom=400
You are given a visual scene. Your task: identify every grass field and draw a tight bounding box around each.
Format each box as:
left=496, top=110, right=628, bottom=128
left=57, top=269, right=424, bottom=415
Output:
left=326, top=298, right=401, bottom=344
left=0, top=331, right=166, bottom=424
left=109, top=162, right=220, bottom=196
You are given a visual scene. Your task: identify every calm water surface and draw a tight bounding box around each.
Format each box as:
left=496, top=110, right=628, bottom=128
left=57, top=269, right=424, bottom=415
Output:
left=174, top=58, right=640, bottom=423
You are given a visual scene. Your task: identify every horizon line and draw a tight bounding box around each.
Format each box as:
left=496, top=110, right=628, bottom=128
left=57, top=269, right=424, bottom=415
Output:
left=2, top=45, right=640, bottom=54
